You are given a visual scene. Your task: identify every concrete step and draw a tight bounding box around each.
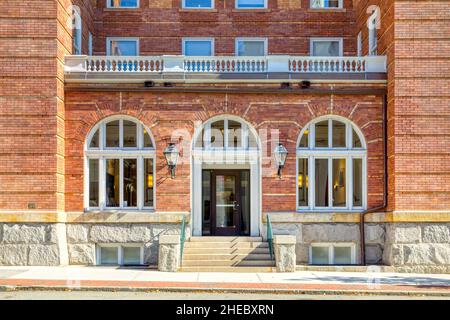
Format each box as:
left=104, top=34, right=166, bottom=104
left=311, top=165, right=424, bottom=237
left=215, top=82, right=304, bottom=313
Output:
left=188, top=237, right=263, bottom=242
left=183, top=247, right=270, bottom=255
left=184, top=242, right=269, bottom=249
left=183, top=253, right=272, bottom=261
left=181, top=259, right=275, bottom=267
left=179, top=266, right=275, bottom=273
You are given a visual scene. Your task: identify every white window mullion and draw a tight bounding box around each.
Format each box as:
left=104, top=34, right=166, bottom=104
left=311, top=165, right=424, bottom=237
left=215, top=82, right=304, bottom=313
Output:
left=224, top=119, right=229, bottom=149
left=310, top=123, right=315, bottom=149
left=119, top=158, right=124, bottom=208
left=347, top=157, right=352, bottom=210
left=137, top=124, right=143, bottom=149
left=205, top=123, right=211, bottom=149
left=137, top=156, right=144, bottom=210
left=328, top=119, right=332, bottom=148
left=84, top=157, right=89, bottom=210
left=363, top=155, right=368, bottom=209
left=328, top=157, right=332, bottom=208
left=309, top=156, right=314, bottom=210
left=100, top=123, right=105, bottom=150
left=346, top=122, right=352, bottom=149
left=99, top=157, right=106, bottom=210
left=119, top=119, right=124, bottom=148
left=242, top=124, right=248, bottom=149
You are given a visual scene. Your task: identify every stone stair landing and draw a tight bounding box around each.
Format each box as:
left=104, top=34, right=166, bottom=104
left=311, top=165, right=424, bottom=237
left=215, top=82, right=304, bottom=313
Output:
left=180, top=236, right=275, bottom=272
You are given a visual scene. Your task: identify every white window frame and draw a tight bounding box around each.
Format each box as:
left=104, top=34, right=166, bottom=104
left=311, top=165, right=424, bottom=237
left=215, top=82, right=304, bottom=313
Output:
left=182, top=37, right=215, bottom=56
left=309, top=243, right=356, bottom=265
left=106, top=37, right=139, bottom=56
left=235, top=0, right=268, bottom=9
left=309, top=0, right=343, bottom=9
left=85, top=116, right=156, bottom=211
left=96, top=244, right=144, bottom=265
left=73, top=11, right=82, bottom=55
left=107, top=0, right=140, bottom=8
left=357, top=31, right=362, bottom=57
left=310, top=37, right=343, bottom=56
left=235, top=38, right=268, bottom=56
left=296, top=116, right=367, bottom=212
left=182, top=0, right=214, bottom=9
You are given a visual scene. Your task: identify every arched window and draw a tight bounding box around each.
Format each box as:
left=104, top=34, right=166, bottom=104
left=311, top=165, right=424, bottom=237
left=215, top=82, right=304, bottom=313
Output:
left=193, top=116, right=258, bottom=150
left=85, top=116, right=155, bottom=211
left=296, top=116, right=366, bottom=211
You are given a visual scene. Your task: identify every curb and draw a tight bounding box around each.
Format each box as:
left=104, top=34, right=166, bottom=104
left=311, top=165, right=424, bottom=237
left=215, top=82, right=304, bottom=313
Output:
left=1, top=284, right=449, bottom=297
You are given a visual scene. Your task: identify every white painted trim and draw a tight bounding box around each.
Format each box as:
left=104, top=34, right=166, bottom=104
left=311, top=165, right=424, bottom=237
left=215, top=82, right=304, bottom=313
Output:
left=309, top=0, right=343, bottom=9
left=106, top=37, right=140, bottom=56
left=357, top=31, right=362, bottom=57
left=182, top=38, right=215, bottom=56
left=235, top=38, right=268, bottom=56
left=106, top=0, right=140, bottom=8
left=310, top=37, right=344, bottom=57
left=235, top=0, right=268, bottom=9
left=309, top=243, right=356, bottom=265
left=182, top=0, right=214, bottom=9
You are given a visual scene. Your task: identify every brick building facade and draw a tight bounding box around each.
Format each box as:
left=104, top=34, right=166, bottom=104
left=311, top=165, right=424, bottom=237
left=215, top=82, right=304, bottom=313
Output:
left=0, top=0, right=449, bottom=272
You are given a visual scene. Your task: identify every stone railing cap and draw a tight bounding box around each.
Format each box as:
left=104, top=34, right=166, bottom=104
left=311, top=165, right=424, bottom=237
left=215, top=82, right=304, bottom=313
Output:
left=159, top=235, right=180, bottom=244
left=273, top=235, right=296, bottom=244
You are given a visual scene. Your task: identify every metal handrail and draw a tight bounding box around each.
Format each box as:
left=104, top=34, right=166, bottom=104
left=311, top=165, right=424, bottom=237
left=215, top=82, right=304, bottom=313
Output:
left=267, top=214, right=274, bottom=260
left=180, top=215, right=186, bottom=265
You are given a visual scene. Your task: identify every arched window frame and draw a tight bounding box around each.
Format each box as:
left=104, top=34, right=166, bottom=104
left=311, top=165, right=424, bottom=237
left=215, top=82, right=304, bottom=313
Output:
left=84, top=115, right=156, bottom=211
left=296, top=116, right=367, bottom=212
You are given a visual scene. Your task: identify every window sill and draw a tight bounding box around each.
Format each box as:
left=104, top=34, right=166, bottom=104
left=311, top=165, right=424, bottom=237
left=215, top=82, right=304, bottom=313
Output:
left=308, top=8, right=346, bottom=13
left=179, top=8, right=218, bottom=12
left=231, top=8, right=271, bottom=13
left=84, top=209, right=156, bottom=214
left=104, top=8, right=140, bottom=11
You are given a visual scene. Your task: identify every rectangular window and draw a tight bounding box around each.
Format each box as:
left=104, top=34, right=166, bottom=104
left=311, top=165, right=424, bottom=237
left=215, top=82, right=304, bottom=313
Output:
left=332, top=159, right=346, bottom=207
left=236, top=38, right=267, bottom=56
left=183, top=0, right=213, bottom=8
left=89, top=159, right=99, bottom=207
left=105, top=120, right=120, bottom=147
left=123, top=159, right=137, bottom=207
left=105, top=159, right=120, bottom=207
left=311, top=38, right=343, bottom=56
left=315, top=120, right=328, bottom=147
left=123, top=120, right=137, bottom=148
left=210, top=120, right=225, bottom=147
left=228, top=120, right=242, bottom=148
left=107, top=38, right=138, bottom=56
left=236, top=0, right=266, bottom=9
left=310, top=0, right=342, bottom=9
left=332, top=120, right=346, bottom=147
left=73, top=27, right=82, bottom=55
left=315, top=159, right=328, bottom=207
left=310, top=244, right=355, bottom=265
left=298, top=158, right=308, bottom=207
left=108, top=0, right=139, bottom=8
left=183, top=39, right=213, bottom=56
left=98, top=245, right=143, bottom=265
left=353, top=158, right=363, bottom=207
left=122, top=246, right=142, bottom=265
left=144, top=159, right=154, bottom=207
left=100, top=246, right=118, bottom=265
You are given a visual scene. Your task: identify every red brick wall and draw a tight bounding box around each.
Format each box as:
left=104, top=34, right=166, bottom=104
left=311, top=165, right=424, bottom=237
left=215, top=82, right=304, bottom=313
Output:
left=64, top=88, right=385, bottom=212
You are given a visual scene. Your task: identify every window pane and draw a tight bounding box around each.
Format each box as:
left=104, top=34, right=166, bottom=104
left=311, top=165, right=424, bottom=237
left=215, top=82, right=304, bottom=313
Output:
left=89, top=159, right=99, bottom=207
left=184, top=0, right=212, bottom=8
left=298, top=159, right=308, bottom=206
left=144, top=159, right=154, bottom=207
left=105, top=120, right=120, bottom=147
left=89, top=129, right=99, bottom=148
left=332, top=120, right=346, bottom=147
left=123, top=247, right=141, bottom=265
left=311, top=0, right=340, bottom=8
left=123, top=159, right=137, bottom=207
left=110, top=0, right=138, bottom=7
left=299, top=127, right=309, bottom=147
left=353, top=129, right=362, bottom=148
left=105, top=159, right=120, bottom=207
left=228, top=120, right=242, bottom=148
left=123, top=120, right=137, bottom=147
left=184, top=41, right=212, bottom=56
left=202, top=170, right=211, bottom=235
left=109, top=40, right=137, bottom=56
left=210, top=120, right=224, bottom=147
left=334, top=246, right=352, bottom=264
left=315, top=159, right=328, bottom=206
left=315, top=120, right=328, bottom=147
left=143, top=127, right=153, bottom=148
left=237, top=41, right=265, bottom=56
left=332, top=159, right=346, bottom=207
left=311, top=246, right=329, bottom=264
left=312, top=41, right=340, bottom=56
left=353, top=158, right=363, bottom=207
left=240, top=171, right=250, bottom=236
left=100, top=247, right=118, bottom=265
left=237, top=0, right=265, bottom=8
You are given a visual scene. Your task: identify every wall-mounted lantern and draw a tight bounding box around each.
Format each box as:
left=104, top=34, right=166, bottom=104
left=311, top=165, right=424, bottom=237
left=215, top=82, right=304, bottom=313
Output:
left=273, top=143, right=288, bottom=178
left=163, top=143, right=179, bottom=179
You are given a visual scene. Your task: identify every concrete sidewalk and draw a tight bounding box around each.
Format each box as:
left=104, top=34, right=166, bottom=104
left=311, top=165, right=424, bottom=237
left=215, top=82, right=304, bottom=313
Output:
left=0, top=266, right=449, bottom=297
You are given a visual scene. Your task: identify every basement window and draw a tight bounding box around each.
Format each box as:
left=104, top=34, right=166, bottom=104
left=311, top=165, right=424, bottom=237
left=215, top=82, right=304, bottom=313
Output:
left=108, top=0, right=139, bottom=8
left=309, top=243, right=355, bottom=265
left=310, top=0, right=342, bottom=9
left=183, top=0, right=214, bottom=9
left=97, top=245, right=144, bottom=265
left=236, top=0, right=267, bottom=9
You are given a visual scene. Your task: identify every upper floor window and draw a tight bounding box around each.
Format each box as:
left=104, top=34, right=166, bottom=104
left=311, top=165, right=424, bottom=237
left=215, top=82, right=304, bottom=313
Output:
left=236, top=0, right=267, bottom=9
left=296, top=116, right=366, bottom=211
left=236, top=38, right=267, bottom=56
left=357, top=31, right=362, bottom=57
left=88, top=32, right=93, bottom=56
left=107, top=38, right=139, bottom=56
left=85, top=116, right=155, bottom=211
left=108, top=0, right=139, bottom=8
left=183, top=0, right=214, bottom=9
left=310, top=0, right=342, bottom=9
left=72, top=8, right=82, bottom=54
left=368, top=24, right=377, bottom=55
left=310, top=38, right=343, bottom=56
left=183, top=38, right=214, bottom=56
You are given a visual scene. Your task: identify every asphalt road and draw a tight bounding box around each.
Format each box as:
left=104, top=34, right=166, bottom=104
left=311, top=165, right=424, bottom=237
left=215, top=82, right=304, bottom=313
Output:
left=0, top=290, right=448, bottom=300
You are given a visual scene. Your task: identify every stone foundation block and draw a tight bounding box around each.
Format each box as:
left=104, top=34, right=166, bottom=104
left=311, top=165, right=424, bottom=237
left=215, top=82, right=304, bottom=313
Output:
left=0, top=244, right=28, bottom=265
left=385, top=224, right=421, bottom=244
left=273, top=235, right=296, bottom=272
left=422, top=225, right=450, bottom=243
left=365, top=224, right=385, bottom=244
left=403, top=244, right=450, bottom=266
left=302, top=223, right=360, bottom=242
left=28, top=244, right=60, bottom=265
left=158, top=235, right=180, bottom=272
left=89, top=224, right=151, bottom=243
left=68, top=244, right=96, bottom=265
left=366, top=244, right=383, bottom=264
left=2, top=224, right=47, bottom=244
left=67, top=224, right=90, bottom=243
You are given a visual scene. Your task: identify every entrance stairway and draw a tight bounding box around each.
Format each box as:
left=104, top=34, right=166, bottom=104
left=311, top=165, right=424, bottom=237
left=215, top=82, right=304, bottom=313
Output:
left=179, top=237, right=275, bottom=272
